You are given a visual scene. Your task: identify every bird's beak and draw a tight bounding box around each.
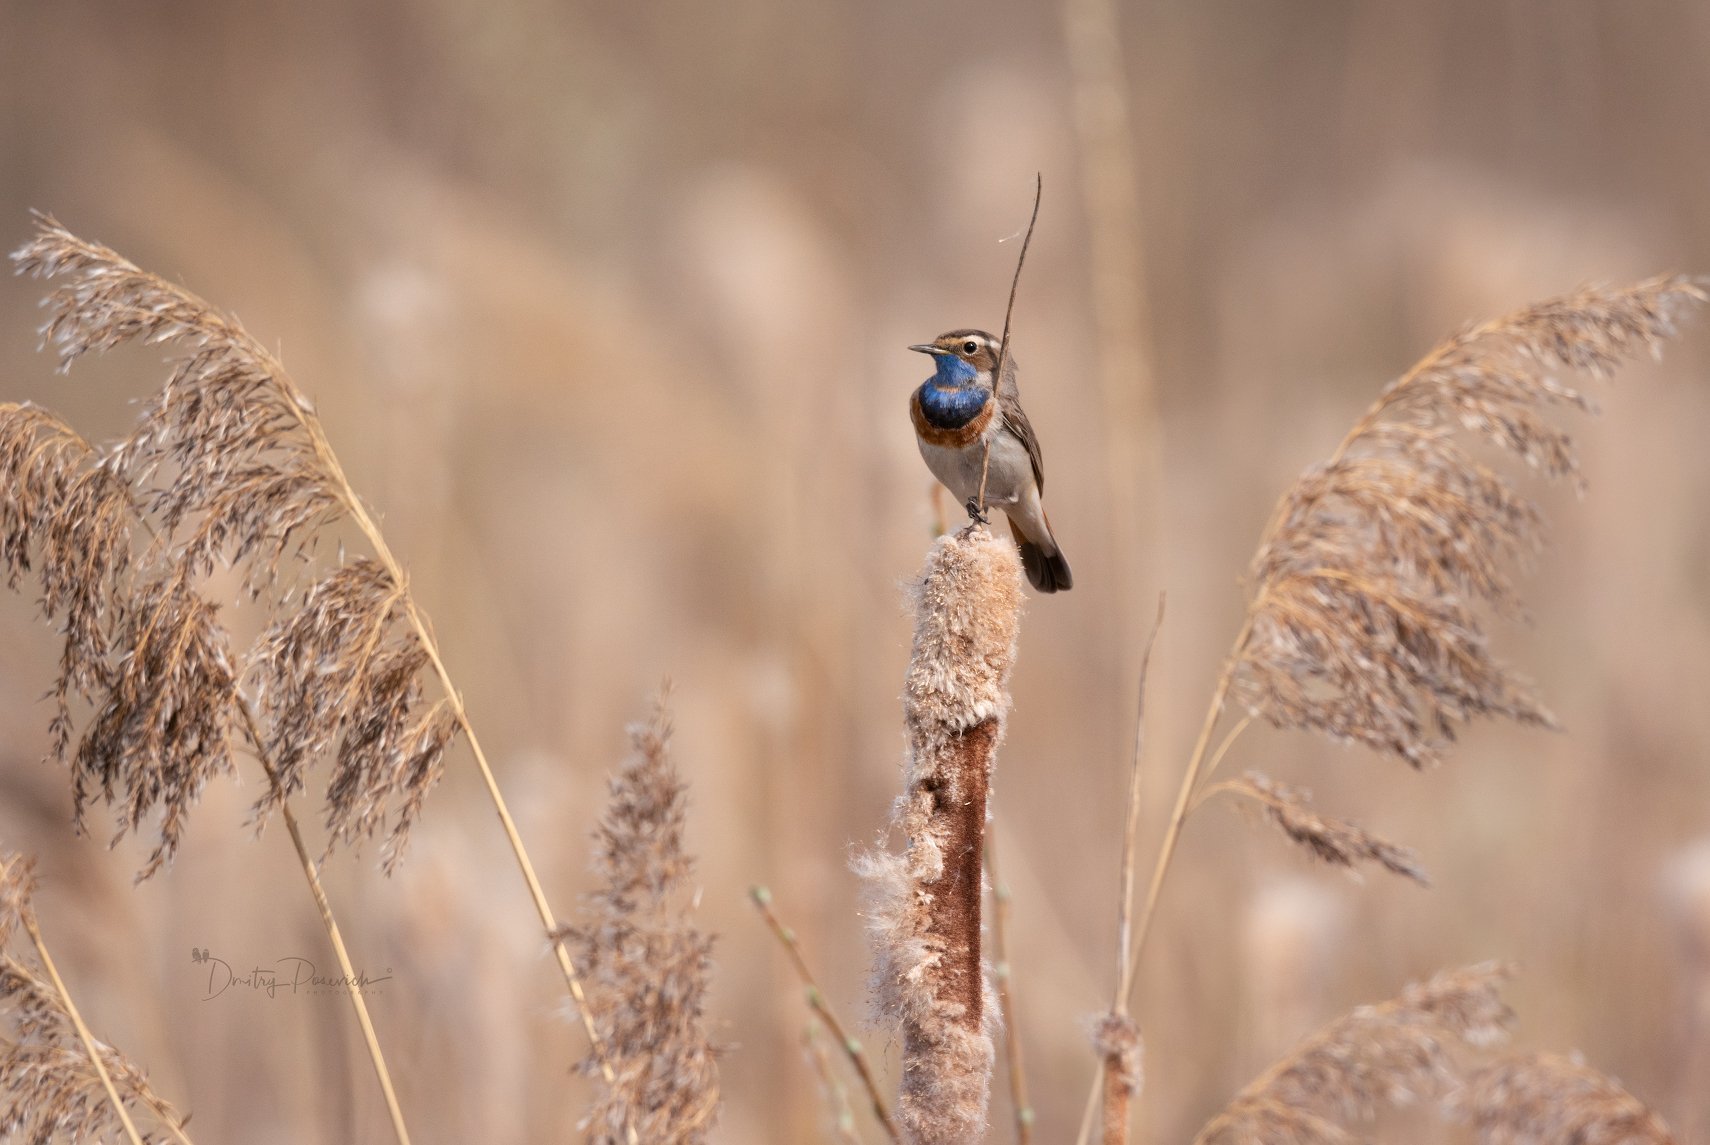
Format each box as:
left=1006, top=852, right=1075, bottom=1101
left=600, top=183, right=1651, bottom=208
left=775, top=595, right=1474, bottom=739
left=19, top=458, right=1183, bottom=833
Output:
left=908, top=343, right=941, bottom=356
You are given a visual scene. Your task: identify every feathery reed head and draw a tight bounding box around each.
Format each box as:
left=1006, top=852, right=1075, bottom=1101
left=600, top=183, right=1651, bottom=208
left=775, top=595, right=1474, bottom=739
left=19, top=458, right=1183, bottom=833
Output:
left=7, top=215, right=461, bottom=875
left=1228, top=772, right=1428, bottom=885
left=1448, top=1052, right=1677, bottom=1145
left=0, top=853, right=189, bottom=1142
left=560, top=698, right=720, bottom=1144
left=1237, top=279, right=1704, bottom=767
left=1196, top=962, right=1514, bottom=1143
left=857, top=526, right=1023, bottom=1145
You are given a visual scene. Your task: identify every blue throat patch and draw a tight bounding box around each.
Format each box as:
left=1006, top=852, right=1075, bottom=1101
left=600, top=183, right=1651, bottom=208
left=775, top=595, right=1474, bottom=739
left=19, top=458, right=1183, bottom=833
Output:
left=917, top=356, right=988, bottom=429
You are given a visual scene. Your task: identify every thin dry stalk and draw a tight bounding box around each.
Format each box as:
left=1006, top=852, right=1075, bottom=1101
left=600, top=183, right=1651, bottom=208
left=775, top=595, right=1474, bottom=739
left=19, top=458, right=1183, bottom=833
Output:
left=0, top=854, right=192, bottom=1145
left=984, top=832, right=1033, bottom=1144
left=750, top=886, right=898, bottom=1141
left=856, top=527, right=1023, bottom=1144
left=802, top=1022, right=864, bottom=1145
left=236, top=702, right=413, bottom=1143
left=1448, top=1052, right=1677, bottom=1145
left=1194, top=962, right=1514, bottom=1144
left=558, top=701, right=719, bottom=1144
left=10, top=217, right=621, bottom=1103
left=1081, top=595, right=1163, bottom=1145
left=1207, top=772, right=1428, bottom=885
left=973, top=176, right=1042, bottom=519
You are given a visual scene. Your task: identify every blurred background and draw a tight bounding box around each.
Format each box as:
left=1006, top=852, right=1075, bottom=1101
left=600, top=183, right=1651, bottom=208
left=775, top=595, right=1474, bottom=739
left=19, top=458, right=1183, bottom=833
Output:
left=3, top=2, right=1710, bottom=1141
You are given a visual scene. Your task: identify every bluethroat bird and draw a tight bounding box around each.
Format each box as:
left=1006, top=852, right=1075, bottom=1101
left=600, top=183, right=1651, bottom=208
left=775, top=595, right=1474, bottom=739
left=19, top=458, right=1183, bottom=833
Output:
left=909, top=330, right=1073, bottom=593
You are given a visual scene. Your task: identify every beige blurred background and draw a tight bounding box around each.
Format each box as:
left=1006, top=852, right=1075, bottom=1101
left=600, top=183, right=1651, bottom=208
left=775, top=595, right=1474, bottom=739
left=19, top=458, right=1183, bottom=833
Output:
left=3, top=3, right=1710, bottom=1141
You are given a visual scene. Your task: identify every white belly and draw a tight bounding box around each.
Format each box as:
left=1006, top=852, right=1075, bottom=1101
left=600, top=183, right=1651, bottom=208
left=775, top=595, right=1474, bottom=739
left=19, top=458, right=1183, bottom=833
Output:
left=917, top=428, right=1030, bottom=507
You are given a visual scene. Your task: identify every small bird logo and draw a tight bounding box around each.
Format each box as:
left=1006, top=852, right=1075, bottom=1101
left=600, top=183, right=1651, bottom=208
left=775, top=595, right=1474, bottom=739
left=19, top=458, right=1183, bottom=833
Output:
left=909, top=330, right=1072, bottom=593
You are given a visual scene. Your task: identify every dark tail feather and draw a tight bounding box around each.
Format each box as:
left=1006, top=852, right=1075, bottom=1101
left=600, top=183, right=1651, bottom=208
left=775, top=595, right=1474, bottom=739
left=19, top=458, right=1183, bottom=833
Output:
left=1009, top=518, right=1073, bottom=594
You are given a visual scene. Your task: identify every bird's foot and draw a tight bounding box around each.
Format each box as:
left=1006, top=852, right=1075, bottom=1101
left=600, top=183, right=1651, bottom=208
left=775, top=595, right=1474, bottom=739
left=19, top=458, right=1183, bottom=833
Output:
left=963, top=498, right=989, bottom=529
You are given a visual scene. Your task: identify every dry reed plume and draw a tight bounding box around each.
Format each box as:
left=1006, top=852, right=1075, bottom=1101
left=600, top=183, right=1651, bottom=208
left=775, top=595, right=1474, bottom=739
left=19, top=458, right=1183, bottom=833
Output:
left=1081, top=277, right=1704, bottom=1144
left=0, top=854, right=191, bottom=1145
left=5, top=214, right=624, bottom=1142
left=1196, top=969, right=1678, bottom=1145
left=8, top=217, right=455, bottom=874
left=1239, top=278, right=1706, bottom=766
left=1449, top=1052, right=1678, bottom=1145
left=1216, top=772, right=1428, bottom=885
left=857, top=526, right=1023, bottom=1145
left=558, top=700, right=720, bottom=1144
left=1195, top=962, right=1514, bottom=1144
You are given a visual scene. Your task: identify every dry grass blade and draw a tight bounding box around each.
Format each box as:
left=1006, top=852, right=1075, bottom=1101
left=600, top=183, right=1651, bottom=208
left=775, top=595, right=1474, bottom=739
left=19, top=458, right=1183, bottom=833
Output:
left=1239, top=277, right=1704, bottom=767
left=558, top=700, right=720, bottom=1144
left=0, top=854, right=192, bottom=1145
left=1218, top=772, right=1428, bottom=885
left=1448, top=1052, right=1677, bottom=1145
left=1194, top=962, right=1514, bottom=1144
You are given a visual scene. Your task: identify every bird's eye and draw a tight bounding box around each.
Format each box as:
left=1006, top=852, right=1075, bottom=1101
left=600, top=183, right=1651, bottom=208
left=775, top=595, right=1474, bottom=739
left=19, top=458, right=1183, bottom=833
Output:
left=962, top=340, right=978, bottom=355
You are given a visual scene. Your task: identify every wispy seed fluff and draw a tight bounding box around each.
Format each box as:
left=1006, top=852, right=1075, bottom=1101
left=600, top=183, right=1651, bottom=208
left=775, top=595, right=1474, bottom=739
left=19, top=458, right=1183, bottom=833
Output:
left=856, top=526, right=1023, bottom=1145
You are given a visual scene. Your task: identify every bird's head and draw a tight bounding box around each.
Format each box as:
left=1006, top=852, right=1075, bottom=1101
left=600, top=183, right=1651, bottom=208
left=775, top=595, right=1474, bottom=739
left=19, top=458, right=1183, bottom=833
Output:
left=909, top=329, right=1001, bottom=387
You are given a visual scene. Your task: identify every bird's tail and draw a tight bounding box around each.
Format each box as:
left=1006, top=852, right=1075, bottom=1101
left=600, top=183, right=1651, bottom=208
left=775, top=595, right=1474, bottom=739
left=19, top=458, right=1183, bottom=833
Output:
left=1008, top=515, right=1073, bottom=594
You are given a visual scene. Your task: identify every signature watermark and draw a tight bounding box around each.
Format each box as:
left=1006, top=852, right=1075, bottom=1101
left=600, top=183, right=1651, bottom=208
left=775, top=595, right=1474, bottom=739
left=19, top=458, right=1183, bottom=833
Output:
left=190, top=948, right=393, bottom=1000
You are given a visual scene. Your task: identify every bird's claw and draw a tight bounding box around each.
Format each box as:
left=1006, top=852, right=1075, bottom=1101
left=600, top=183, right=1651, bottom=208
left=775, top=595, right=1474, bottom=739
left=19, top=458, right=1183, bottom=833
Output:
left=964, top=498, right=989, bottom=526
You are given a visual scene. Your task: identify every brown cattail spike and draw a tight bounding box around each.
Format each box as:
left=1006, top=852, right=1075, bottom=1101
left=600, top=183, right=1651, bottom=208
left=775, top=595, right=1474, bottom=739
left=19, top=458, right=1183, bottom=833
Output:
left=858, top=526, right=1024, bottom=1144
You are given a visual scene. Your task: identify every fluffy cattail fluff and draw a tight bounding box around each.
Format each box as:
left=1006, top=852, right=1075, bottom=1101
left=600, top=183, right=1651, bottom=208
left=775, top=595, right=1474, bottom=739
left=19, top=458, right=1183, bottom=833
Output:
left=6, top=216, right=459, bottom=873
left=1237, top=279, right=1704, bottom=767
left=1448, top=1052, right=1677, bottom=1145
left=855, top=526, right=1024, bottom=1145
left=558, top=701, right=719, bottom=1144
left=0, top=854, right=190, bottom=1143
left=1195, top=962, right=1514, bottom=1144
left=1229, top=772, right=1428, bottom=885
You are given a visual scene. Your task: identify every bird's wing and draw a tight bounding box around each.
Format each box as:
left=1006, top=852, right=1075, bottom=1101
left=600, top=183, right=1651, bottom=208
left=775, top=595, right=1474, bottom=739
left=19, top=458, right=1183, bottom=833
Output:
left=999, top=393, right=1046, bottom=495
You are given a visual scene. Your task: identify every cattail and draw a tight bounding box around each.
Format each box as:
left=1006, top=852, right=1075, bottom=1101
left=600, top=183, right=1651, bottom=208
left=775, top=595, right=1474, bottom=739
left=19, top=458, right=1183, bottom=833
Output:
left=0, top=854, right=191, bottom=1144
left=856, top=526, right=1024, bottom=1145
left=559, top=700, right=720, bottom=1144
left=1195, top=962, right=1513, bottom=1144
left=1448, top=1052, right=1677, bottom=1145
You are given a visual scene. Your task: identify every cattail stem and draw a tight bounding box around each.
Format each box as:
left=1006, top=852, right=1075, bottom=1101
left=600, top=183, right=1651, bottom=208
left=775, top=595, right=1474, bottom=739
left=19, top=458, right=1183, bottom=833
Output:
left=19, top=913, right=149, bottom=1145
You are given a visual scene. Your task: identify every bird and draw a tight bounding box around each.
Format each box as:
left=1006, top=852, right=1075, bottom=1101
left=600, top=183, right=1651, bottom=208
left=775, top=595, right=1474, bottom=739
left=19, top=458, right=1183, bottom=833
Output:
left=908, top=329, right=1072, bottom=593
